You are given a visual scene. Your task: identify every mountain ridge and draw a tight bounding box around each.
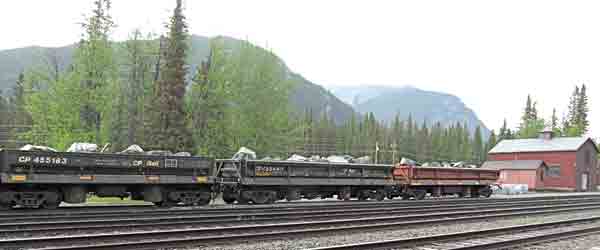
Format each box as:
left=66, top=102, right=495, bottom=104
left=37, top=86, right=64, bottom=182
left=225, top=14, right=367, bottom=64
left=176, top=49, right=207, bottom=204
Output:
left=328, top=85, right=491, bottom=137
left=0, top=35, right=356, bottom=124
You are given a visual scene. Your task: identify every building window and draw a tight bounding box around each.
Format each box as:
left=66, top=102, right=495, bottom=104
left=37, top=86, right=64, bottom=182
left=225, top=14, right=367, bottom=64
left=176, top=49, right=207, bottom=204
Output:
left=545, top=165, right=561, bottom=177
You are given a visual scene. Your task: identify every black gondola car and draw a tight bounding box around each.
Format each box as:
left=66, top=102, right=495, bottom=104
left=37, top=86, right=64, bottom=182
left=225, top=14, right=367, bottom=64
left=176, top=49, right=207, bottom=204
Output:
left=217, top=159, right=398, bottom=204
left=0, top=149, right=215, bottom=208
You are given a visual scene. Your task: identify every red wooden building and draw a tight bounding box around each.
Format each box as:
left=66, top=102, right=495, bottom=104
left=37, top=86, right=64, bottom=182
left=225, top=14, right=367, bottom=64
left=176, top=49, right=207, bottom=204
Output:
left=487, top=130, right=598, bottom=192
left=481, top=160, right=546, bottom=190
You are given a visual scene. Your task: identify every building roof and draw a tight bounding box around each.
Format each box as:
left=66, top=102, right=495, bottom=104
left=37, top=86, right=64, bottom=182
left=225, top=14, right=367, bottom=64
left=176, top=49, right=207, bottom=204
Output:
left=488, top=137, right=597, bottom=154
left=481, top=160, right=546, bottom=170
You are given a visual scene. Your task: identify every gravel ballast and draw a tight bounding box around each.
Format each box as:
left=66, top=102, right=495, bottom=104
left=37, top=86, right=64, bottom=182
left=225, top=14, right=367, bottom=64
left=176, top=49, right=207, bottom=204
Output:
left=519, top=234, right=600, bottom=250
left=196, top=210, right=600, bottom=250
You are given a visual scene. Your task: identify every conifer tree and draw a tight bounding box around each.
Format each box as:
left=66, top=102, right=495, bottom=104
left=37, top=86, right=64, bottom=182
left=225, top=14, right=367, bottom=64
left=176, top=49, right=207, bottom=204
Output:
left=568, top=86, right=580, bottom=127
left=147, top=0, right=192, bottom=152
left=498, top=118, right=515, bottom=141
left=123, top=30, right=157, bottom=146
left=78, top=0, right=118, bottom=145
left=405, top=114, right=416, bottom=159
left=518, top=95, right=544, bottom=138
left=473, top=126, right=484, bottom=164
left=550, top=108, right=562, bottom=136
left=577, top=84, right=589, bottom=134
left=9, top=73, right=30, bottom=126
left=461, top=123, right=472, bottom=162
left=486, top=130, right=498, bottom=157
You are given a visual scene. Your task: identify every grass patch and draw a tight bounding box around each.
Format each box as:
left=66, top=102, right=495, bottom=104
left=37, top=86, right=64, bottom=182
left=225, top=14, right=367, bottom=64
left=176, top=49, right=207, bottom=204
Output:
left=86, top=196, right=148, bottom=204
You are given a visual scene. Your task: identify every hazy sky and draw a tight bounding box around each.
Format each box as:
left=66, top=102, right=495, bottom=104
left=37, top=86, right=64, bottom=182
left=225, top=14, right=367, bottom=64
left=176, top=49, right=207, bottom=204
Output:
left=1, top=0, right=598, bottom=135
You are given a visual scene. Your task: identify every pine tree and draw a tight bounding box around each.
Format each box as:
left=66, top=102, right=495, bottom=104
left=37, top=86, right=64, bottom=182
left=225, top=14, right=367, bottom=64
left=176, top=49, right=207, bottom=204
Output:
left=147, top=0, right=192, bottom=152
left=486, top=130, right=498, bottom=158
left=78, top=0, right=118, bottom=145
left=473, top=126, right=484, bottom=164
left=9, top=72, right=30, bottom=126
left=523, top=95, right=533, bottom=121
left=123, top=30, right=157, bottom=146
left=461, top=123, right=472, bottom=162
left=551, top=108, right=560, bottom=135
left=405, top=114, right=416, bottom=159
left=499, top=118, right=516, bottom=141
left=566, top=85, right=580, bottom=133
left=577, top=84, right=589, bottom=134
left=518, top=95, right=544, bottom=138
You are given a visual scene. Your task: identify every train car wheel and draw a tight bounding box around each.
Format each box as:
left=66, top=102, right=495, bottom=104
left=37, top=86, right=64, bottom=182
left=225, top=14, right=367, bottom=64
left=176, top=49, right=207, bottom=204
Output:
left=358, top=191, right=369, bottom=201
left=414, top=190, right=426, bottom=200
left=154, top=201, right=176, bottom=208
left=41, top=202, right=59, bottom=209
left=375, top=190, right=385, bottom=201
left=479, top=187, right=493, bottom=198
left=251, top=192, right=271, bottom=204
left=0, top=203, right=11, bottom=210
left=223, top=197, right=236, bottom=204
left=237, top=195, right=250, bottom=205
left=197, top=198, right=210, bottom=206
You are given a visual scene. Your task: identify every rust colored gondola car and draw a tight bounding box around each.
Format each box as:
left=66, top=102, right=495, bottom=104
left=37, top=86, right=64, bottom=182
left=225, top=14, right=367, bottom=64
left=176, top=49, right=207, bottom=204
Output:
left=391, top=164, right=500, bottom=200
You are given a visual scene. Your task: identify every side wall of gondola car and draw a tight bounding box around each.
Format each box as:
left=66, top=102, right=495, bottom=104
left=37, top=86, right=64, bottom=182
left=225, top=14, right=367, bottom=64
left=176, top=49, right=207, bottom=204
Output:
left=0, top=150, right=215, bottom=209
left=217, top=160, right=398, bottom=204
left=392, top=165, right=499, bottom=199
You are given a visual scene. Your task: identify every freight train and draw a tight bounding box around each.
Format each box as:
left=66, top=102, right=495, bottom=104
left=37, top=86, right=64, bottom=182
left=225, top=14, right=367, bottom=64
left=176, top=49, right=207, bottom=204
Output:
left=0, top=148, right=498, bottom=209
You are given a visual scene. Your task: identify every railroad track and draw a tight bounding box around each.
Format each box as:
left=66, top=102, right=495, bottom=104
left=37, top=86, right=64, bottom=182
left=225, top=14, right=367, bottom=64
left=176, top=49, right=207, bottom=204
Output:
left=0, top=197, right=596, bottom=238
left=0, top=195, right=596, bottom=221
left=0, top=197, right=597, bottom=236
left=3, top=200, right=600, bottom=249
left=309, top=217, right=600, bottom=250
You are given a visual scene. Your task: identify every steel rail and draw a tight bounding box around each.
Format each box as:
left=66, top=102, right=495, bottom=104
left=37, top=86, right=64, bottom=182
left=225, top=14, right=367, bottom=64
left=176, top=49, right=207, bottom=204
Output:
left=1, top=198, right=596, bottom=235
left=0, top=197, right=592, bottom=229
left=0, top=195, right=596, bottom=222
left=2, top=194, right=597, bottom=219
left=2, top=202, right=600, bottom=249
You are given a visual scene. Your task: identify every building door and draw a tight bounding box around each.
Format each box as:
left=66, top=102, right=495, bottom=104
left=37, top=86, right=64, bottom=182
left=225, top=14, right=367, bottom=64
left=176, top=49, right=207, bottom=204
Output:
left=582, top=173, right=589, bottom=191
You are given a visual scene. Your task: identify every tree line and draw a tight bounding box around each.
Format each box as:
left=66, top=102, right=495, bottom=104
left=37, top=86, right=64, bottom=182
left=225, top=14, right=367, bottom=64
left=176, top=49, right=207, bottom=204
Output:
left=509, top=84, right=591, bottom=140
left=0, top=0, right=294, bottom=157
left=292, top=111, right=493, bottom=165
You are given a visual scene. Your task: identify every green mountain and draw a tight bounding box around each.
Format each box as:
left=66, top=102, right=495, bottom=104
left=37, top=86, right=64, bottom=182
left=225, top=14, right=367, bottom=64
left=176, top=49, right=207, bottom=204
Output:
left=328, top=85, right=491, bottom=137
left=0, top=35, right=355, bottom=124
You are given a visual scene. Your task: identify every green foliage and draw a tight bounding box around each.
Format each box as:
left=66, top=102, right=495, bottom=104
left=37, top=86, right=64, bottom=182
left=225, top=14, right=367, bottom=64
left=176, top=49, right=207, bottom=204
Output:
left=146, top=0, right=193, bottom=152
left=296, top=110, right=486, bottom=164
left=473, top=126, right=484, bottom=163
left=188, top=38, right=294, bottom=157
left=563, top=84, right=590, bottom=136
left=499, top=118, right=514, bottom=141
left=517, top=95, right=545, bottom=139
left=551, top=108, right=560, bottom=135
left=118, top=30, right=159, bottom=148
left=22, top=0, right=118, bottom=150
left=486, top=130, right=498, bottom=156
